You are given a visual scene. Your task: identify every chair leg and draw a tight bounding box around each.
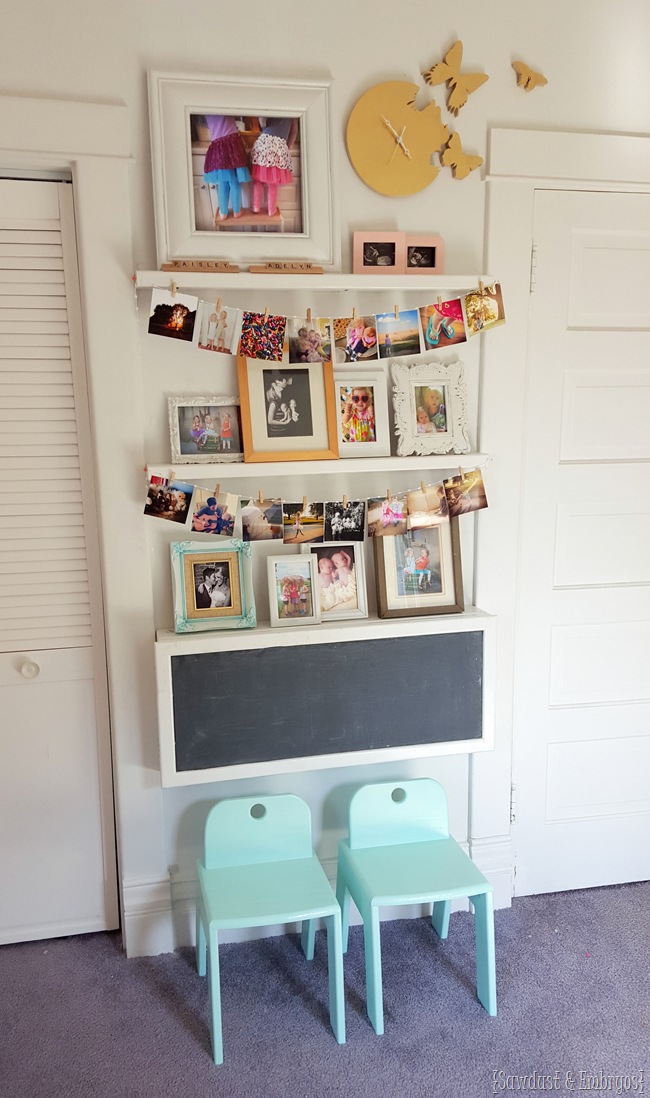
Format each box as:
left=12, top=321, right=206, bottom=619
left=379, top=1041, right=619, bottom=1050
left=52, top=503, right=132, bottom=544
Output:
left=336, top=870, right=351, bottom=953
left=196, top=902, right=206, bottom=977
left=432, top=899, right=451, bottom=939
left=325, top=911, right=346, bottom=1044
left=301, top=918, right=317, bottom=960
left=207, top=925, right=225, bottom=1064
left=363, top=906, right=384, bottom=1035
left=471, top=891, right=497, bottom=1017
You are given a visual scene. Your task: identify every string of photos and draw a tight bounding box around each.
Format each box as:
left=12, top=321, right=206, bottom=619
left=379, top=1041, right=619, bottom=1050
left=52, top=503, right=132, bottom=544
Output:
left=144, top=466, right=489, bottom=541
left=146, top=281, right=505, bottom=359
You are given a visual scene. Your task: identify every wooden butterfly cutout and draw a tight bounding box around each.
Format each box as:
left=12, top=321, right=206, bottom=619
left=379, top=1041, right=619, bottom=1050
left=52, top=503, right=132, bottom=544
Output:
left=423, top=41, right=489, bottom=115
left=512, top=61, right=548, bottom=92
left=440, top=133, right=483, bottom=180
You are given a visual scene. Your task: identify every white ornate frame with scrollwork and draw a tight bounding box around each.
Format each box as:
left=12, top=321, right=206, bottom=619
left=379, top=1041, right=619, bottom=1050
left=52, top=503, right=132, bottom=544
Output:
left=391, top=358, right=471, bottom=456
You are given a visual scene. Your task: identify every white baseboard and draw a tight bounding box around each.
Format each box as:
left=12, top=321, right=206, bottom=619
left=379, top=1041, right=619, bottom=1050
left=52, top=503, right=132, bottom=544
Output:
left=168, top=834, right=514, bottom=950
left=122, top=875, right=175, bottom=957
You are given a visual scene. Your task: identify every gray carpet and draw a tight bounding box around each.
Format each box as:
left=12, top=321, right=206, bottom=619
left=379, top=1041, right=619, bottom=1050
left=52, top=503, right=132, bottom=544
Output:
left=1, top=883, right=648, bottom=1098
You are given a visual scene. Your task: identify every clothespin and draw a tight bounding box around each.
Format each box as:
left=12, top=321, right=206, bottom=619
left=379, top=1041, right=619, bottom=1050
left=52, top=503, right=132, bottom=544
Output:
left=479, top=281, right=485, bottom=296
left=216, top=297, right=222, bottom=314
left=169, top=469, right=175, bottom=484
left=214, top=483, right=221, bottom=499
left=264, top=305, right=269, bottom=320
left=420, top=481, right=427, bottom=495
left=171, top=281, right=177, bottom=298
left=394, top=304, right=400, bottom=320
left=352, top=306, right=357, bottom=321
left=386, top=487, right=392, bottom=501
left=302, top=496, right=307, bottom=512
left=257, top=487, right=264, bottom=506
left=437, top=296, right=443, bottom=310
left=458, top=466, right=465, bottom=479
left=342, top=494, right=348, bottom=508
left=306, top=308, right=312, bottom=325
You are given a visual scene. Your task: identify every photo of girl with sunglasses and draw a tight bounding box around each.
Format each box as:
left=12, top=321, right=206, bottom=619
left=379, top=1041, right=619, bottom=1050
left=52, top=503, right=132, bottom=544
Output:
left=340, top=384, right=376, bottom=443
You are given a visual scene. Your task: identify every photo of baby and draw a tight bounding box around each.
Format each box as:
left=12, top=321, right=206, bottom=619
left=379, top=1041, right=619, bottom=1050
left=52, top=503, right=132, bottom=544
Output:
left=306, top=543, right=367, bottom=620
left=287, top=316, right=332, bottom=364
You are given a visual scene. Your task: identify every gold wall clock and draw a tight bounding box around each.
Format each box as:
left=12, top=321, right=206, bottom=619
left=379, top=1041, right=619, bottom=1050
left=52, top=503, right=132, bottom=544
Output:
left=346, top=81, right=449, bottom=197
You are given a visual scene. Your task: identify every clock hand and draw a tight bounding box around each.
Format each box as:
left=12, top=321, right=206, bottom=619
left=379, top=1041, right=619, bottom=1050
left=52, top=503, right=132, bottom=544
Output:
left=380, top=114, right=400, bottom=140
left=389, top=125, right=412, bottom=163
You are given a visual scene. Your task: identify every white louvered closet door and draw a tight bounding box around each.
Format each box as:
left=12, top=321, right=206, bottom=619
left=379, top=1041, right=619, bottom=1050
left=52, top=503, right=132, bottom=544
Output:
left=0, top=179, right=118, bottom=943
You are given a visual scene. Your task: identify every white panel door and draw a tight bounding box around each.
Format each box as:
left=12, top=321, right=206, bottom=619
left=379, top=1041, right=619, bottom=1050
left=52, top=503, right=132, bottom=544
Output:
left=512, top=190, right=650, bottom=895
left=0, top=179, right=118, bottom=942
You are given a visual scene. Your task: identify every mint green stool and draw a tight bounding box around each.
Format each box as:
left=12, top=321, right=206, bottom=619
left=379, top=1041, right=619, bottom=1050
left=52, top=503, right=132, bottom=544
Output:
left=196, top=794, right=346, bottom=1064
left=336, top=778, right=496, bottom=1034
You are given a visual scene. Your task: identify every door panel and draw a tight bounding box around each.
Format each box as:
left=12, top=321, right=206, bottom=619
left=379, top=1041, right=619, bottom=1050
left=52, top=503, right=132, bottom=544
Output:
left=513, top=189, right=650, bottom=895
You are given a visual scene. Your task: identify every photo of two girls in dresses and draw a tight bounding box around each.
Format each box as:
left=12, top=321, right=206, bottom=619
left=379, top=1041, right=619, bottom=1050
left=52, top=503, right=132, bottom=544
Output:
left=190, top=113, right=301, bottom=231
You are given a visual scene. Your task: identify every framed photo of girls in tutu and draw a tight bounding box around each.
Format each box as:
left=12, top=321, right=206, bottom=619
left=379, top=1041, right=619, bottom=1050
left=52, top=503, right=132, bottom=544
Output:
left=148, top=72, right=338, bottom=267
left=374, top=520, right=463, bottom=619
left=334, top=369, right=390, bottom=458
left=301, top=542, right=368, bottom=622
left=391, top=359, right=471, bottom=456
left=168, top=396, right=243, bottom=464
left=170, top=540, right=256, bottom=633
left=237, top=355, right=339, bottom=462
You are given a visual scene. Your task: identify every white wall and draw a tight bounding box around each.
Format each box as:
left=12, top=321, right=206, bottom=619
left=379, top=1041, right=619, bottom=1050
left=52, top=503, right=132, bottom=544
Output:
left=2, top=0, right=650, bottom=953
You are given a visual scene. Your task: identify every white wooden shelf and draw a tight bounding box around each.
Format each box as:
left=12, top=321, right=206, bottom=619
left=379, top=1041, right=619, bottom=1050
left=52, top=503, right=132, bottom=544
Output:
left=135, top=271, right=494, bottom=293
left=147, top=453, right=489, bottom=480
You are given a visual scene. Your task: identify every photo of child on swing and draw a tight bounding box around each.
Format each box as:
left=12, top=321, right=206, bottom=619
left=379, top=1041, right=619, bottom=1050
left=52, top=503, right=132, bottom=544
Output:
left=190, top=113, right=302, bottom=233
left=394, top=529, right=443, bottom=597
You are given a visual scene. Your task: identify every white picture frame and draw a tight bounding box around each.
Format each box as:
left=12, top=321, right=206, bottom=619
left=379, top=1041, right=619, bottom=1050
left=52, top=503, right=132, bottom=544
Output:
left=301, top=541, right=368, bottom=621
left=334, top=368, right=390, bottom=458
left=267, top=554, right=321, bottom=628
left=168, top=396, right=243, bottom=464
left=148, top=71, right=339, bottom=268
left=391, top=359, right=471, bottom=456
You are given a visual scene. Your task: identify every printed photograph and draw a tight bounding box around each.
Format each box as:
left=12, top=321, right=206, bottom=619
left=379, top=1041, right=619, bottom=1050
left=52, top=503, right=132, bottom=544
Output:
left=287, top=316, right=332, bottom=364
left=175, top=403, right=241, bottom=456
left=190, top=488, right=237, bottom=537
left=362, top=241, right=396, bottom=267
left=147, top=288, right=198, bottom=343
left=263, top=368, right=313, bottom=438
left=393, top=528, right=443, bottom=597
left=406, top=482, right=449, bottom=529
left=272, top=558, right=314, bottom=621
left=324, top=500, right=366, bottom=542
left=330, top=315, right=378, bottom=364
left=464, top=282, right=506, bottom=336
left=144, top=477, right=194, bottom=523
left=376, top=309, right=422, bottom=359
left=413, top=384, right=448, bottom=435
left=197, top=303, right=240, bottom=354
left=309, top=544, right=361, bottom=616
left=282, top=501, right=325, bottom=544
left=339, top=383, right=376, bottom=444
left=192, top=560, right=232, bottom=610
left=443, top=469, right=488, bottom=516
left=240, top=311, right=286, bottom=361
left=190, top=113, right=302, bottom=234
left=419, top=299, right=467, bottom=349
left=241, top=497, right=283, bottom=541
left=367, top=494, right=408, bottom=537
left=407, top=245, right=438, bottom=269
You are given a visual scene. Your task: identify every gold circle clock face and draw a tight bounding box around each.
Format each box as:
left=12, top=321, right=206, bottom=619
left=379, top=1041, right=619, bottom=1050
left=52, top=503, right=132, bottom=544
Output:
left=346, top=81, right=449, bottom=197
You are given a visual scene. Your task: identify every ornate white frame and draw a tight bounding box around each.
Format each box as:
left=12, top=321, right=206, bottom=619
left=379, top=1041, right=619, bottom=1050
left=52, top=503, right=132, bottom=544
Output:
left=148, top=71, right=338, bottom=268
left=168, top=395, right=243, bottom=464
left=170, top=539, right=256, bottom=633
left=391, top=358, right=471, bottom=456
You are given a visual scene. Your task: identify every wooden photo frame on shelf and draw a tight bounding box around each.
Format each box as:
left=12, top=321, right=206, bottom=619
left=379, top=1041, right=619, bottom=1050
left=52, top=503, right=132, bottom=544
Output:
left=352, top=231, right=406, bottom=275
left=334, top=368, right=390, bottom=457
left=267, top=553, right=321, bottom=627
left=391, top=359, right=471, bottom=456
left=374, top=520, right=463, bottom=618
left=301, top=541, right=368, bottom=622
left=237, top=354, right=339, bottom=463
left=148, top=71, right=338, bottom=267
left=170, top=539, right=256, bottom=633
left=405, top=234, right=445, bottom=274
left=168, top=396, right=243, bottom=464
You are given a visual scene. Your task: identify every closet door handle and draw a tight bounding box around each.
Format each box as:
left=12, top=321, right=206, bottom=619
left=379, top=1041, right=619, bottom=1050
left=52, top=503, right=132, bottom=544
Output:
left=20, top=660, right=40, bottom=680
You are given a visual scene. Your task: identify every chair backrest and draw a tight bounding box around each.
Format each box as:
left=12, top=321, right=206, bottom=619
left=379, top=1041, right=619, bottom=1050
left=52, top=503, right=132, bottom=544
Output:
left=348, top=778, right=450, bottom=850
left=202, top=793, right=313, bottom=869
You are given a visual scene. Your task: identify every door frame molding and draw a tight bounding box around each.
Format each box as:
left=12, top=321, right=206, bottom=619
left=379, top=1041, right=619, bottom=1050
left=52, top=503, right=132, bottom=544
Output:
left=469, top=128, right=650, bottom=892
left=0, top=94, right=174, bottom=954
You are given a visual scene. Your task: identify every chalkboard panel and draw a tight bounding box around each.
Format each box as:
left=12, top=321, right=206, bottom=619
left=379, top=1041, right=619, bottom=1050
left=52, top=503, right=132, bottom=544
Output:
left=171, top=631, right=483, bottom=773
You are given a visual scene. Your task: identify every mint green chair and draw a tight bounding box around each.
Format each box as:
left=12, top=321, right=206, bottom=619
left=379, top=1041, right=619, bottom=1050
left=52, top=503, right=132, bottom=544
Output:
left=196, top=794, right=346, bottom=1064
left=336, top=778, right=496, bottom=1034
